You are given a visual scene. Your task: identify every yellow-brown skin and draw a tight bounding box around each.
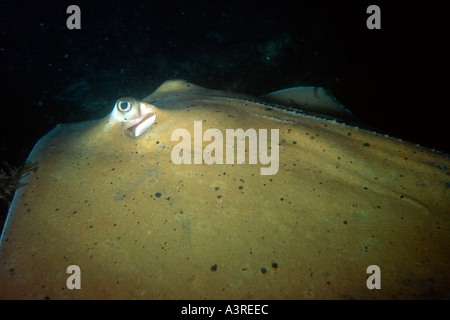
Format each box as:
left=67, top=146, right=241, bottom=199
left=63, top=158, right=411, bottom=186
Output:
left=0, top=80, right=448, bottom=299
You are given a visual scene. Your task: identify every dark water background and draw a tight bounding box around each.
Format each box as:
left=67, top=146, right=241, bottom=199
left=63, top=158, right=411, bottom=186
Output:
left=0, top=0, right=447, bottom=229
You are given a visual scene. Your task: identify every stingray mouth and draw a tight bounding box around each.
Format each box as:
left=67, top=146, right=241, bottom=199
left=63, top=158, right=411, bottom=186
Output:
left=125, top=110, right=156, bottom=137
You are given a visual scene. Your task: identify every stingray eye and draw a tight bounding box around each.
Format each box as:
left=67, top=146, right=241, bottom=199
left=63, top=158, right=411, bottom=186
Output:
left=111, top=97, right=145, bottom=124
left=117, top=101, right=132, bottom=112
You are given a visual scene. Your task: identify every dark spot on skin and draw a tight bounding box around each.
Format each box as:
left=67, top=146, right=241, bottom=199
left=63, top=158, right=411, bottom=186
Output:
left=215, top=187, right=219, bottom=191
left=363, top=143, right=370, bottom=147
left=272, top=262, right=278, bottom=269
left=155, top=192, right=161, bottom=198
left=211, top=264, right=217, bottom=272
left=432, top=163, right=447, bottom=170
left=293, top=141, right=297, bottom=144
left=343, top=220, right=348, bottom=225
left=217, top=195, right=222, bottom=199
left=238, top=186, right=243, bottom=190
left=261, top=268, right=267, bottom=275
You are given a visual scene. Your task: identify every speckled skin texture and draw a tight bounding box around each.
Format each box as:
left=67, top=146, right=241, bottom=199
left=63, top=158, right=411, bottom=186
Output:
left=0, top=81, right=449, bottom=299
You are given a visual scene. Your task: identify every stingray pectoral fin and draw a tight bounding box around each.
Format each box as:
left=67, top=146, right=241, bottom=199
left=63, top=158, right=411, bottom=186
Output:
left=261, top=86, right=354, bottom=120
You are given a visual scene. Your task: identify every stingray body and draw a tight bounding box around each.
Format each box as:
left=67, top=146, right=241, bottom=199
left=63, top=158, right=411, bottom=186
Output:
left=0, top=80, right=449, bottom=299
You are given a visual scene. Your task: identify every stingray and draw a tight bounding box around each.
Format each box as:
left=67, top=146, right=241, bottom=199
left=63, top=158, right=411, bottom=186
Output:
left=0, top=80, right=449, bottom=299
